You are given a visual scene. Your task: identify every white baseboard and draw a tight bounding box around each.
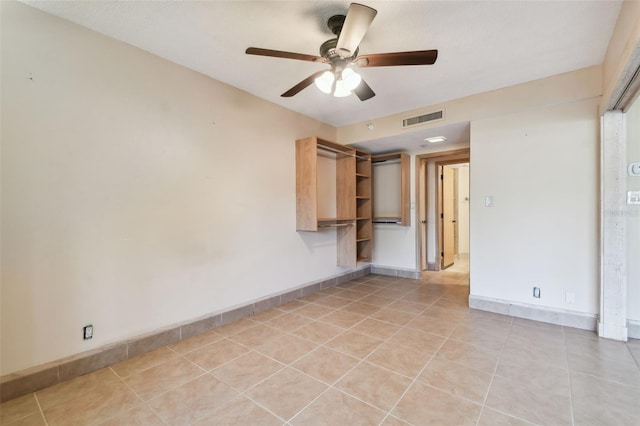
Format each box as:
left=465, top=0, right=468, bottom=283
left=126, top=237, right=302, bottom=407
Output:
left=468, top=295, right=597, bottom=331
left=627, top=319, right=640, bottom=339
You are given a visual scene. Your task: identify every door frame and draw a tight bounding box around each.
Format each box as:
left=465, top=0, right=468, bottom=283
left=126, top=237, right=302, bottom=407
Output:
left=416, top=149, right=470, bottom=271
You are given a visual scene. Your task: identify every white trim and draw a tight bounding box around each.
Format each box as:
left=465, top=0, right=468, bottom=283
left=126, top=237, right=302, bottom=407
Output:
left=469, top=295, right=598, bottom=331
left=627, top=319, right=640, bottom=339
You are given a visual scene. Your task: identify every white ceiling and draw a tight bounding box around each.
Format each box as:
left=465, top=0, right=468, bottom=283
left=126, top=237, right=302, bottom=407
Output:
left=23, top=0, right=621, bottom=133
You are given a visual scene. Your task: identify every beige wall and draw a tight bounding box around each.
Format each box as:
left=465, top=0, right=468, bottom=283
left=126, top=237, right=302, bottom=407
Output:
left=1, top=1, right=339, bottom=375
left=471, top=97, right=600, bottom=315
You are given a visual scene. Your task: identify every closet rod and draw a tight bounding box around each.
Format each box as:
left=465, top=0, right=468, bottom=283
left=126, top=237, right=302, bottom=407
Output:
left=372, top=159, right=402, bottom=165
left=317, top=145, right=368, bottom=160
left=318, top=222, right=354, bottom=228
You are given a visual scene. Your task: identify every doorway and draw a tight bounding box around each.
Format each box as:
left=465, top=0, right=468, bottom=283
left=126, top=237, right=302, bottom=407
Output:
left=416, top=148, right=470, bottom=277
left=439, top=163, right=470, bottom=272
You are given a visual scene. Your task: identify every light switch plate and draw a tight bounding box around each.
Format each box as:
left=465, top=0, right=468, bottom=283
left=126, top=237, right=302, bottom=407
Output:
left=485, top=196, right=494, bottom=207
left=628, top=191, right=640, bottom=205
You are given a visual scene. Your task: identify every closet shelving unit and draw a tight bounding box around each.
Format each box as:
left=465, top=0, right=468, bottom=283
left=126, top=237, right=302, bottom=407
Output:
left=296, top=137, right=371, bottom=267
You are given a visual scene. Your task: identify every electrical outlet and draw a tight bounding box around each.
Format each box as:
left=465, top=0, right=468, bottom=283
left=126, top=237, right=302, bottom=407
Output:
left=533, top=287, right=541, bottom=298
left=566, top=292, right=575, bottom=305
left=83, top=325, right=93, bottom=340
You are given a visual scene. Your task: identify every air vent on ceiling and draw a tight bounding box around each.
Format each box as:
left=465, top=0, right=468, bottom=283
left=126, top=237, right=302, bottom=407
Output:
left=402, top=110, right=444, bottom=128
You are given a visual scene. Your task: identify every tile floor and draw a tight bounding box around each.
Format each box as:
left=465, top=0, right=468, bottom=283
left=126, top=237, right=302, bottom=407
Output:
left=2, top=274, right=639, bottom=426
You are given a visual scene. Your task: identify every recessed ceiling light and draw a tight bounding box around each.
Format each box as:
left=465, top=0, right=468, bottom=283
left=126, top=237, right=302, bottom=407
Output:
left=424, top=136, right=447, bottom=143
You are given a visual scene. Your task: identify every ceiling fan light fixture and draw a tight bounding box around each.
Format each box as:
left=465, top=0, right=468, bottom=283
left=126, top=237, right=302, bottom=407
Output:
left=314, top=71, right=335, bottom=94
left=341, top=67, right=362, bottom=91
left=333, top=79, right=351, bottom=97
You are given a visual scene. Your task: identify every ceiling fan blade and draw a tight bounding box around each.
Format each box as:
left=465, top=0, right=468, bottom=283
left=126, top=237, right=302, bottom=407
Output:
left=336, top=3, right=377, bottom=58
left=281, top=70, right=327, bottom=97
left=246, top=47, right=326, bottom=63
left=355, top=50, right=438, bottom=67
left=353, top=78, right=375, bottom=101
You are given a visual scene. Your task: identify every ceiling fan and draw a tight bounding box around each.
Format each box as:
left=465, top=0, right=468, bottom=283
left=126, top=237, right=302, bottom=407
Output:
left=245, top=3, right=438, bottom=101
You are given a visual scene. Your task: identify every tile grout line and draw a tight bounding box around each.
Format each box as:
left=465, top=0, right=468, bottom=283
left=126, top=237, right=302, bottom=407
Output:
left=265, top=280, right=433, bottom=423
left=563, top=326, right=576, bottom=426
left=473, top=313, right=513, bottom=426
left=286, top=288, right=420, bottom=424
left=32, top=392, right=49, bottom=426
left=378, top=292, right=456, bottom=425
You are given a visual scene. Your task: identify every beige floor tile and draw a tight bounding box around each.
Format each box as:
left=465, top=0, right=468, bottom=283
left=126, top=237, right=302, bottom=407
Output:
left=366, top=342, right=432, bottom=378
left=192, top=395, right=283, bottom=425
left=0, top=393, right=39, bottom=425
left=450, top=324, right=509, bottom=351
left=629, top=343, right=640, bottom=365
left=571, top=371, right=640, bottom=426
left=351, top=318, right=401, bottom=340
left=211, top=351, right=284, bottom=392
left=386, top=299, right=429, bottom=315
left=326, top=331, right=384, bottom=359
left=277, top=300, right=307, bottom=312
left=402, top=292, right=440, bottom=306
left=98, top=404, right=165, bottom=426
left=291, top=321, right=345, bottom=344
left=496, top=355, right=571, bottom=395
left=370, top=309, right=417, bottom=326
left=111, top=347, right=177, bottom=378
left=347, top=283, right=379, bottom=293
left=336, top=362, right=411, bottom=411
left=435, top=339, right=500, bottom=374
left=334, top=289, right=367, bottom=301
left=433, top=297, right=469, bottom=312
left=421, top=305, right=468, bottom=322
left=124, top=357, right=204, bottom=401
left=501, top=338, right=568, bottom=371
left=379, top=415, right=412, bottom=425
left=256, top=334, right=317, bottom=364
left=291, top=303, right=334, bottom=319
left=419, top=357, right=493, bottom=403
left=265, top=313, right=312, bottom=333
left=251, top=308, right=286, bottom=322
left=319, top=310, right=366, bottom=329
left=292, top=347, right=359, bottom=385
left=168, top=330, right=222, bottom=355
left=2, top=413, right=46, bottom=426
left=477, top=408, right=535, bottom=426
left=291, top=388, right=385, bottom=426
left=147, top=374, right=239, bottom=425
left=567, top=348, right=640, bottom=386
left=405, top=314, right=458, bottom=337
left=374, top=288, right=413, bottom=300
left=386, top=327, right=446, bottom=353
left=300, top=293, right=328, bottom=303
left=356, top=294, right=395, bottom=307
left=185, top=338, right=250, bottom=371
left=214, top=318, right=259, bottom=336
left=340, top=302, right=383, bottom=316
left=37, top=368, right=121, bottom=410
left=245, top=367, right=327, bottom=421
left=485, top=374, right=572, bottom=425
left=312, top=296, right=353, bottom=309
left=41, top=376, right=141, bottom=426
left=228, top=323, right=283, bottom=348
left=392, top=381, right=481, bottom=425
